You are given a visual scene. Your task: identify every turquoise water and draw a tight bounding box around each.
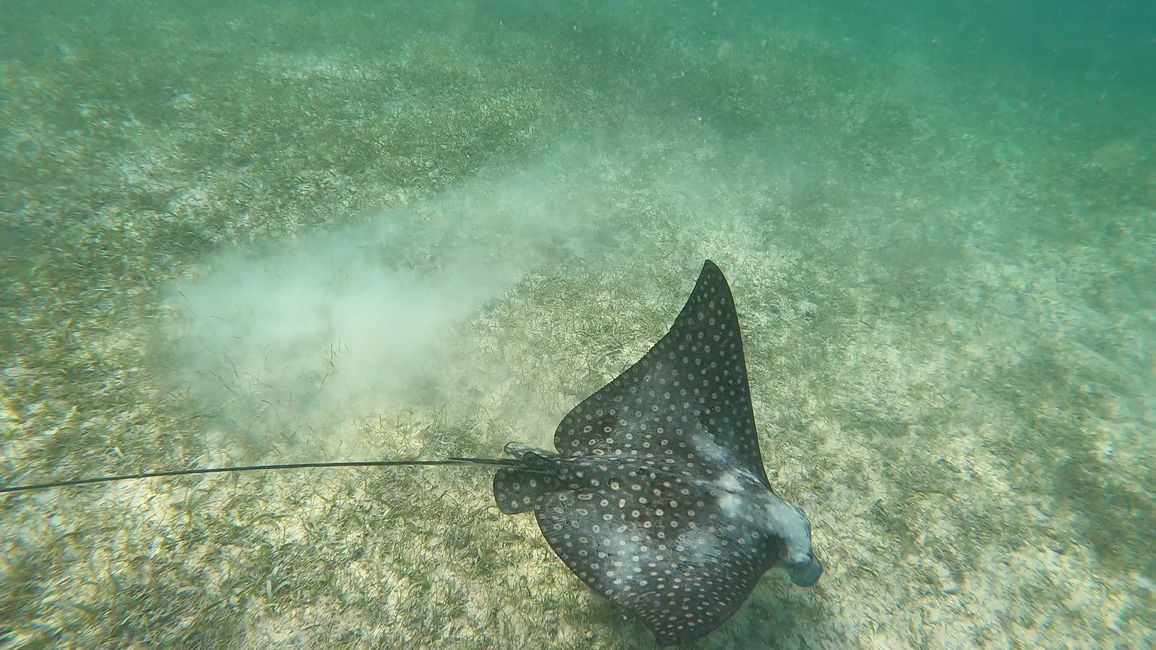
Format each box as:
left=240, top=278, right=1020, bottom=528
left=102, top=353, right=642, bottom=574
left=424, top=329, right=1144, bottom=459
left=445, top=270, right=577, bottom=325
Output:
left=1, top=1, right=1151, bottom=647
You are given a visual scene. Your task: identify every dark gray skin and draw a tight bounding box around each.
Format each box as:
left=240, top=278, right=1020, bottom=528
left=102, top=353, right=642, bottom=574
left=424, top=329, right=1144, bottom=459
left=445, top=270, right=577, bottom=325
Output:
left=494, top=260, right=821, bottom=646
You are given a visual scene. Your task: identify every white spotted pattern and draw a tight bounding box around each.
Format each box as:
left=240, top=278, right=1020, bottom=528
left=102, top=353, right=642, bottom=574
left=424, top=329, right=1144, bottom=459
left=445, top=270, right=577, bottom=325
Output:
left=492, top=261, right=819, bottom=646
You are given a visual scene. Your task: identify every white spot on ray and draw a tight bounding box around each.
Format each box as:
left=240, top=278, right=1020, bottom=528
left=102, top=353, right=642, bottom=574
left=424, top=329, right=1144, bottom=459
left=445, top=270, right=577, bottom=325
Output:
left=692, top=430, right=733, bottom=466
left=718, top=492, right=744, bottom=518
left=714, top=469, right=744, bottom=492
left=674, top=527, right=725, bottom=562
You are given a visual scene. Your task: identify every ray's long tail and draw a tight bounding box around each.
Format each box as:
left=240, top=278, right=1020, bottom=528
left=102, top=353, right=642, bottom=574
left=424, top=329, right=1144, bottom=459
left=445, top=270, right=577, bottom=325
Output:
left=0, top=457, right=525, bottom=494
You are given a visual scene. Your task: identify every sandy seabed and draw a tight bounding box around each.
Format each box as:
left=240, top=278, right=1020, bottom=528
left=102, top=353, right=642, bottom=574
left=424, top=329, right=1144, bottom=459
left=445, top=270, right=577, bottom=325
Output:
left=2, top=2, right=1151, bottom=648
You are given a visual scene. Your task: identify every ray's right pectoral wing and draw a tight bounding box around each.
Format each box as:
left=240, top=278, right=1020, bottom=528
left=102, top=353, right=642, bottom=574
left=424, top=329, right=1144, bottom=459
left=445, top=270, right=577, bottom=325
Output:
left=530, top=474, right=777, bottom=645
left=552, top=260, right=773, bottom=489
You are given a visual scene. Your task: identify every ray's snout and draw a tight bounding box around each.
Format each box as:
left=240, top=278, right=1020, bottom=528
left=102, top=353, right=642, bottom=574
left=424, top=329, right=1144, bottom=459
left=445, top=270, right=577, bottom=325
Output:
left=787, top=554, right=823, bottom=587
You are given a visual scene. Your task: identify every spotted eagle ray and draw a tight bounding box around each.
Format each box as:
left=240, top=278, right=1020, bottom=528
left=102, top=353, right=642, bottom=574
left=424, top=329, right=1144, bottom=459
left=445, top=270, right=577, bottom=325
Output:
left=2, top=259, right=822, bottom=645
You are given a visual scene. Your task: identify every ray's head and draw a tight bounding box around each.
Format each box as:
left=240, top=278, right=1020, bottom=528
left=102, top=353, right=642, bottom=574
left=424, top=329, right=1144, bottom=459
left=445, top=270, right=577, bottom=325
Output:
left=778, top=500, right=823, bottom=587
left=718, top=466, right=823, bottom=588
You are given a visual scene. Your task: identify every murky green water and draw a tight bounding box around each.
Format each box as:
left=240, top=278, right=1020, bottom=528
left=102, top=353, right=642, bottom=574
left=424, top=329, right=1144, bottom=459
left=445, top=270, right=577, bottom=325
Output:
left=2, top=1, right=1151, bottom=647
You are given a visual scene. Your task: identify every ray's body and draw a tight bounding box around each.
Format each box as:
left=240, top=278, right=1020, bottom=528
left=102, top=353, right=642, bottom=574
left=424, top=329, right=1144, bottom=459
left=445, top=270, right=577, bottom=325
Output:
left=495, top=260, right=821, bottom=644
